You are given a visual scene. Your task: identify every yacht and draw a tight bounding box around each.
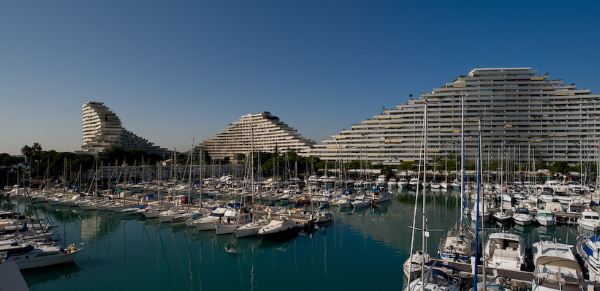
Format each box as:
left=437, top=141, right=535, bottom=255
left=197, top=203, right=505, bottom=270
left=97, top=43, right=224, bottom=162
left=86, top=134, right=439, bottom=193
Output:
left=533, top=241, right=584, bottom=290
left=0, top=244, right=80, bottom=270
left=485, top=232, right=525, bottom=271
left=258, top=219, right=300, bottom=240
left=578, top=209, right=600, bottom=231
left=576, top=236, right=600, bottom=282
left=215, top=211, right=252, bottom=235
left=234, top=219, right=269, bottom=238
left=535, top=210, right=555, bottom=227
left=512, top=207, right=534, bottom=226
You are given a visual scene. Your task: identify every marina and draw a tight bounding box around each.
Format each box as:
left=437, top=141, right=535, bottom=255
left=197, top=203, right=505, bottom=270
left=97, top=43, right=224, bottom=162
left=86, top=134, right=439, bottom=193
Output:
left=1, top=173, right=599, bottom=290
left=2, top=2, right=600, bottom=290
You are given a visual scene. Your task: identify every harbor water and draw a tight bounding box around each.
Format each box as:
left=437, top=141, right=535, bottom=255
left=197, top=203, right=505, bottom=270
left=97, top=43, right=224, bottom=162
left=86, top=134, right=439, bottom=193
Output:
left=2, top=190, right=581, bottom=291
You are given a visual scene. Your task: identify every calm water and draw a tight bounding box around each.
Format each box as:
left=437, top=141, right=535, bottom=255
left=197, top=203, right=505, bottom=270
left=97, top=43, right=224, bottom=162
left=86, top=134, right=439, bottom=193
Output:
left=2, top=190, right=582, bottom=291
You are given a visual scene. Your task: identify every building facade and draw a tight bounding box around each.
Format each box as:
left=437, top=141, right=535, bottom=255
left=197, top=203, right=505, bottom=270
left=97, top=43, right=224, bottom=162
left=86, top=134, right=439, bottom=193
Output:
left=201, top=112, right=314, bottom=160
left=81, top=101, right=166, bottom=156
left=309, top=68, right=600, bottom=164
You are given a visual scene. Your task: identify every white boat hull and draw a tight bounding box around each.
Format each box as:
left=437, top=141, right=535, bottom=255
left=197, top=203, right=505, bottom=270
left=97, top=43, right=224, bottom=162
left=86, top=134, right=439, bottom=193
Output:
left=14, top=252, right=77, bottom=270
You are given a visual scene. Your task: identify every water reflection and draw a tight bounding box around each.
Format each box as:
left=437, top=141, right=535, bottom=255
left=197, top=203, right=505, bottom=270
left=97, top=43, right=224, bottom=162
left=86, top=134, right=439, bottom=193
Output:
left=8, top=189, right=593, bottom=291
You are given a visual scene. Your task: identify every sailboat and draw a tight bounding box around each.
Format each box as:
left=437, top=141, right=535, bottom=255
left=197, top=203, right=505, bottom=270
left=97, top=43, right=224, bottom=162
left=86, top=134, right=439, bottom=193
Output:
left=405, top=99, right=459, bottom=291
left=1, top=243, right=80, bottom=270
left=492, top=145, right=512, bottom=224
left=438, top=96, right=474, bottom=263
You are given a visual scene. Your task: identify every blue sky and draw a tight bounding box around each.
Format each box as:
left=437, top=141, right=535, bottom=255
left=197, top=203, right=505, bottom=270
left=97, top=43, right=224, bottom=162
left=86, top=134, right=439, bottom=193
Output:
left=1, top=0, right=599, bottom=154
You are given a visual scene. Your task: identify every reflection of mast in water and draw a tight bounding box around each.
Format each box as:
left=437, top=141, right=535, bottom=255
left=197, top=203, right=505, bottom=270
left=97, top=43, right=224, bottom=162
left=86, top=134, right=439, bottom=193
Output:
left=198, top=239, right=203, bottom=291
left=184, top=233, right=193, bottom=291
left=323, top=232, right=327, bottom=275
left=122, top=220, right=127, bottom=263
left=250, top=244, right=255, bottom=291
left=156, top=223, right=160, bottom=268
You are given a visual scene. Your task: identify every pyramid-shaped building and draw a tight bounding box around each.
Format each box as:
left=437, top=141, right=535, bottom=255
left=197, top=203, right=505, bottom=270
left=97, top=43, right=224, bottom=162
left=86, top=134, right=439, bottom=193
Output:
left=309, top=68, right=600, bottom=164
left=202, top=112, right=314, bottom=160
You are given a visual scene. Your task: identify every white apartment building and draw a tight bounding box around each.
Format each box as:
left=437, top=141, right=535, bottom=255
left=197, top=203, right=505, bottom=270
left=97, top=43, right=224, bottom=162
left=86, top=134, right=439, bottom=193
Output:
left=201, top=112, right=314, bottom=160
left=81, top=101, right=166, bottom=156
left=309, top=68, right=600, bottom=164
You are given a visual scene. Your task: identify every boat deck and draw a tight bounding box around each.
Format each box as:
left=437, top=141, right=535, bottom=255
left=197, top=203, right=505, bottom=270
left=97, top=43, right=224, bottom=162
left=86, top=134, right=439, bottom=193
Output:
left=431, top=259, right=599, bottom=289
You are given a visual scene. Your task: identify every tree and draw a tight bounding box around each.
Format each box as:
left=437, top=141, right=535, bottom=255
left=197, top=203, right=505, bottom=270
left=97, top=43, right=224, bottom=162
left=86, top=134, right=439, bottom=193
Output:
left=21, top=145, right=33, bottom=164
left=550, top=161, right=569, bottom=174
left=398, top=160, right=415, bottom=171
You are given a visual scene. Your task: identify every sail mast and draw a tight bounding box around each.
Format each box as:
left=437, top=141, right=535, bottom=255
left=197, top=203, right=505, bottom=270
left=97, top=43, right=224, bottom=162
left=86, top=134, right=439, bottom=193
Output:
left=473, top=119, right=482, bottom=290
left=460, top=95, right=466, bottom=228
left=420, top=99, right=428, bottom=289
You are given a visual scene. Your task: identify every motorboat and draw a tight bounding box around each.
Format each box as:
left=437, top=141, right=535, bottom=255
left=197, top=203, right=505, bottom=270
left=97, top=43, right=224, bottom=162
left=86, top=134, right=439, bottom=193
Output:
left=484, top=232, right=525, bottom=271
left=533, top=241, right=584, bottom=290
left=578, top=209, right=600, bottom=231
left=535, top=210, right=555, bottom=227
left=512, top=207, right=534, bottom=226
left=258, top=219, right=300, bottom=240
left=576, top=235, right=600, bottom=282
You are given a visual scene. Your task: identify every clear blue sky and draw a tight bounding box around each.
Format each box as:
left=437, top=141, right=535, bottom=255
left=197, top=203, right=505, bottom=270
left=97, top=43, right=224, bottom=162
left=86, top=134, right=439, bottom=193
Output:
left=1, top=0, right=599, bottom=155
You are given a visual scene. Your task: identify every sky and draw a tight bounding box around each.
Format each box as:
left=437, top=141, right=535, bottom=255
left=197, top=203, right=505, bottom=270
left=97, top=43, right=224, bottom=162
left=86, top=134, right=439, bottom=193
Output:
left=1, top=0, right=599, bottom=155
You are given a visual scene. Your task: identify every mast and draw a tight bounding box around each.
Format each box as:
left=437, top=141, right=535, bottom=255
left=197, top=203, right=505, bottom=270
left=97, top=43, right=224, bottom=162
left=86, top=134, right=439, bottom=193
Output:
left=251, top=126, right=255, bottom=205
left=188, top=139, right=194, bottom=209
left=473, top=119, right=482, bottom=290
left=420, top=99, right=428, bottom=289
left=460, top=95, right=466, bottom=228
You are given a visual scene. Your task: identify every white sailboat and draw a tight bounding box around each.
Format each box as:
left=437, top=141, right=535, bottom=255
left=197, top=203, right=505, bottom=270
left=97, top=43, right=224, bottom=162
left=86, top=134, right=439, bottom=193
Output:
left=439, top=96, right=474, bottom=263
left=1, top=244, right=80, bottom=270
